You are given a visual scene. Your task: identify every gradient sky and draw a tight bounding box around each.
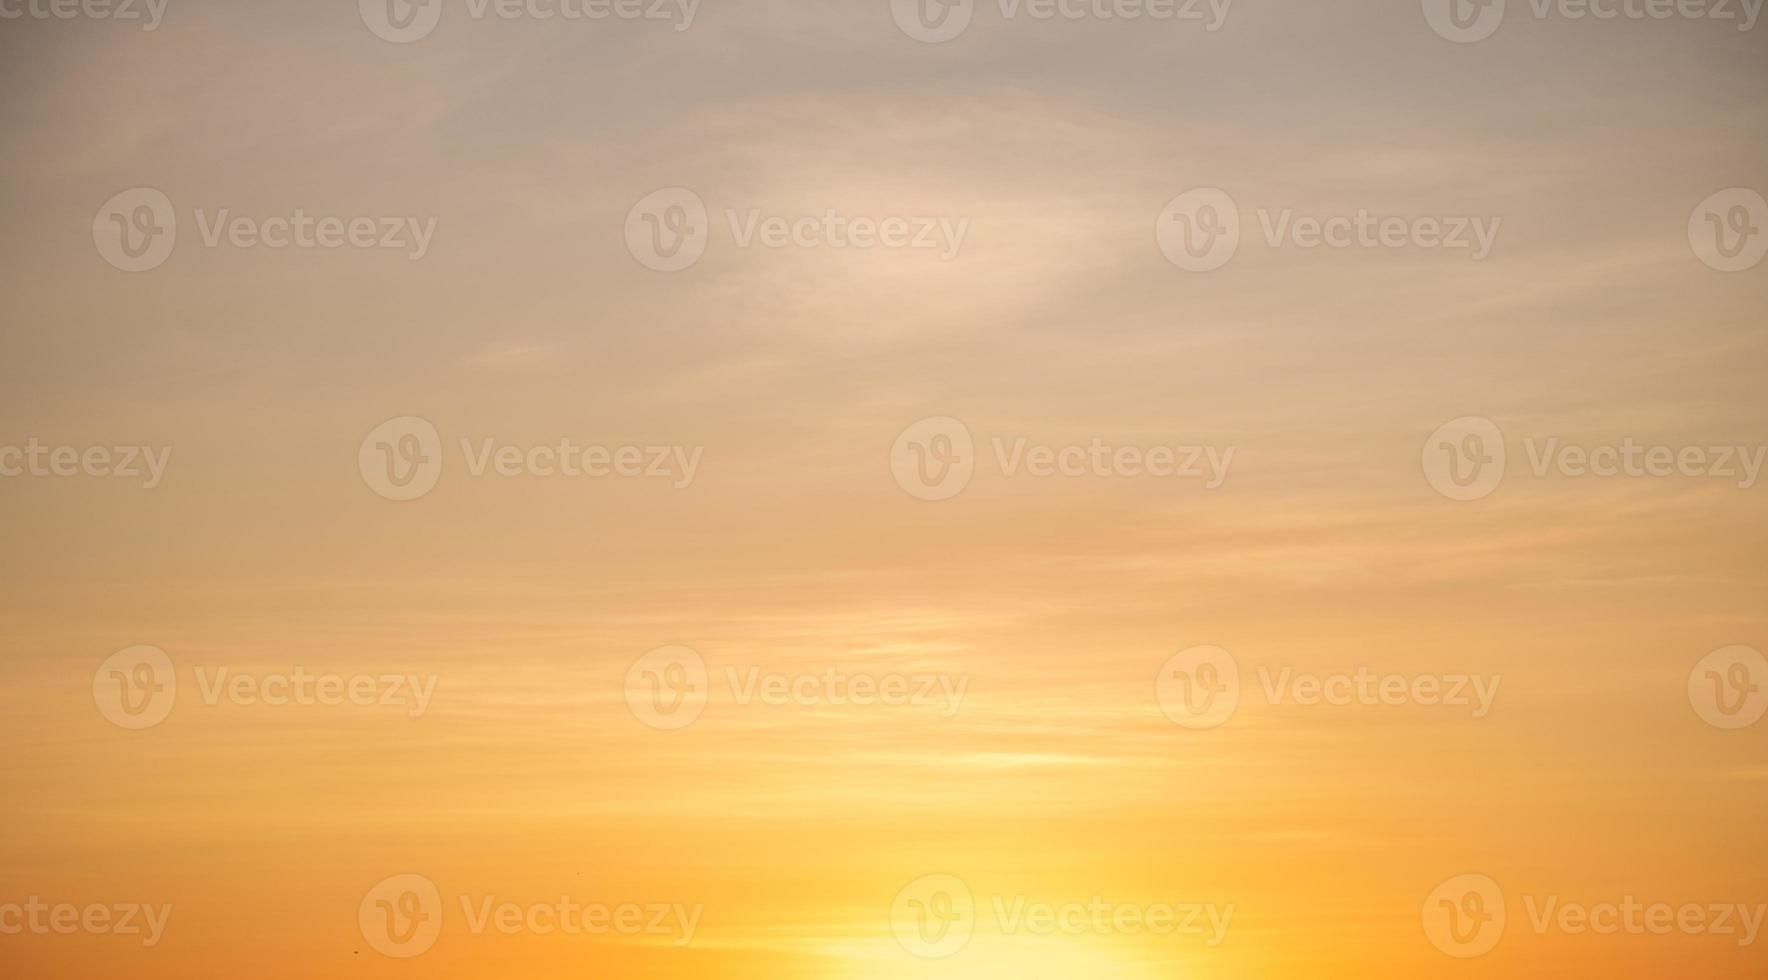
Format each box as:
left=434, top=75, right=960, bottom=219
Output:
left=2, top=1, right=1765, bottom=977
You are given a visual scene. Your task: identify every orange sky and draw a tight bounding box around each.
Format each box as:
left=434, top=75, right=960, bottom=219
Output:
left=2, top=1, right=1766, bottom=978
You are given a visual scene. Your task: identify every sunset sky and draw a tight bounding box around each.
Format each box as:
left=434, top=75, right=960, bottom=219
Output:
left=2, top=1, right=1765, bottom=977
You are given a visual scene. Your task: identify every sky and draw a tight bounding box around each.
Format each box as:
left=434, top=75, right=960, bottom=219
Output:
left=1, top=0, right=1766, bottom=977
